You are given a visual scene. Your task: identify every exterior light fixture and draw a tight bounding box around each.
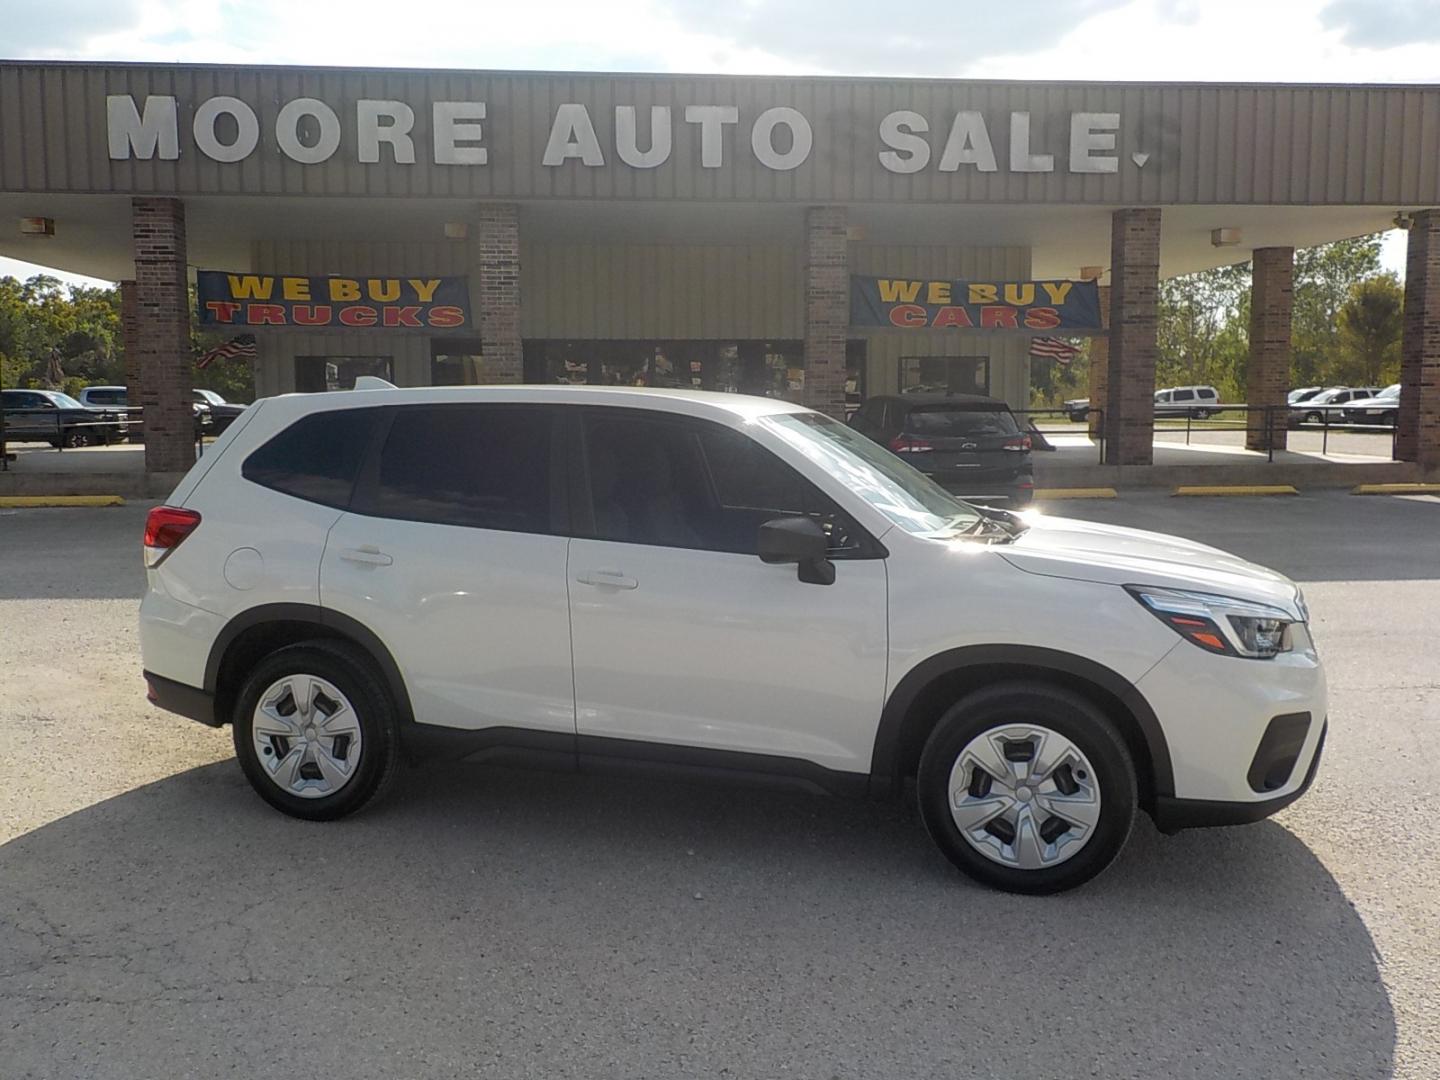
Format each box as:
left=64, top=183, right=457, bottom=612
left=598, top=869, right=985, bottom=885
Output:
left=1210, top=228, right=1242, bottom=247
left=443, top=222, right=468, bottom=240
left=19, top=217, right=54, bottom=236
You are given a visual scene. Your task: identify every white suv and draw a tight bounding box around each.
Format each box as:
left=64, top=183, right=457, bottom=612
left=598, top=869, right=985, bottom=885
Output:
left=140, top=385, right=1326, bottom=894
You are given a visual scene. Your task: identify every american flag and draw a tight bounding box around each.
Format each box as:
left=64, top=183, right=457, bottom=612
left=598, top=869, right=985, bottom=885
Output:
left=197, top=333, right=257, bottom=369
left=1028, top=336, right=1081, bottom=365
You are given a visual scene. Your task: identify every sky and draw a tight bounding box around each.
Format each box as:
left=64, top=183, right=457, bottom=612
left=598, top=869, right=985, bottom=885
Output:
left=0, top=0, right=1432, bottom=286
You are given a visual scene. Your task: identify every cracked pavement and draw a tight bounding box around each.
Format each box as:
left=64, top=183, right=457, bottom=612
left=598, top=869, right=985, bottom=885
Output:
left=1, top=493, right=1436, bottom=1078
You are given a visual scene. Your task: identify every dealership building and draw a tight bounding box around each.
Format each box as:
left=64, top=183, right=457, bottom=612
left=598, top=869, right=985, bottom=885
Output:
left=0, top=61, right=1438, bottom=475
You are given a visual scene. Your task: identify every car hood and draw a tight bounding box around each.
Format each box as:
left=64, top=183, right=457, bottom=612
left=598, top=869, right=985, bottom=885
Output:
left=997, top=513, right=1301, bottom=614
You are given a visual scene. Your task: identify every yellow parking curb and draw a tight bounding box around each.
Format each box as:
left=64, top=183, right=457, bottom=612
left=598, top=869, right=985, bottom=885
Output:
left=1352, top=483, right=1440, bottom=495
left=0, top=495, right=126, bottom=507
left=1172, top=485, right=1298, bottom=497
left=1033, top=487, right=1118, bottom=499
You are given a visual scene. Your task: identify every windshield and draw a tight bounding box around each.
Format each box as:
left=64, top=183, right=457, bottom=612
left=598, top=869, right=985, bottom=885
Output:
left=1288, top=388, right=1320, bottom=403
left=760, top=412, right=983, bottom=535
left=903, top=406, right=1020, bottom=438
left=49, top=392, right=85, bottom=409
left=194, top=389, right=226, bottom=405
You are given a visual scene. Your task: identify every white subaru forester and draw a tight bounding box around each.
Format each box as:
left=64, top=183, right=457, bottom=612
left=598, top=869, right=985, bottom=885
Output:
left=140, top=384, right=1326, bottom=894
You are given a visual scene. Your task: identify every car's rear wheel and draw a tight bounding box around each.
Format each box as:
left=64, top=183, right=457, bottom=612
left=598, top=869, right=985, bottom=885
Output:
left=918, top=682, right=1137, bottom=894
left=232, top=641, right=400, bottom=821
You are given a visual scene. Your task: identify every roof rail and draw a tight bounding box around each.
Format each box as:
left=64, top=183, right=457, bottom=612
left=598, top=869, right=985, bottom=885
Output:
left=353, top=376, right=397, bottom=391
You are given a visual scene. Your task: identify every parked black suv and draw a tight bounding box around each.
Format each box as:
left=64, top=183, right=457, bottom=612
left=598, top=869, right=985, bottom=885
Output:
left=848, top=394, right=1034, bottom=505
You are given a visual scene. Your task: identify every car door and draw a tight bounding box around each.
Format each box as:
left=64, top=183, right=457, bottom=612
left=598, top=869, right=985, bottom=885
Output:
left=2, top=391, right=57, bottom=440
left=320, top=402, right=575, bottom=735
left=566, top=408, right=889, bottom=776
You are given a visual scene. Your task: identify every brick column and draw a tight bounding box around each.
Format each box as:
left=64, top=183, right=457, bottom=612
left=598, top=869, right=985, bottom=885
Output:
left=802, top=205, right=849, bottom=418
left=1397, top=210, right=1440, bottom=467
left=476, top=203, right=522, bottom=383
left=131, top=198, right=194, bottom=474
left=119, top=279, right=140, bottom=398
left=1246, top=247, right=1294, bottom=452
left=1087, top=284, right=1110, bottom=440
left=1104, top=209, right=1162, bottom=466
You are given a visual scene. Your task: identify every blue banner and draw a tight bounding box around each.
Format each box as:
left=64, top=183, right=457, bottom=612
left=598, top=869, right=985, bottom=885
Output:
left=850, top=276, right=1102, bottom=331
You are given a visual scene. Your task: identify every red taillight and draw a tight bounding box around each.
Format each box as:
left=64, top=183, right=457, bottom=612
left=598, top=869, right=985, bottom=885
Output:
left=1002, top=435, right=1033, bottom=452
left=889, top=435, right=934, bottom=453
left=144, top=505, right=201, bottom=568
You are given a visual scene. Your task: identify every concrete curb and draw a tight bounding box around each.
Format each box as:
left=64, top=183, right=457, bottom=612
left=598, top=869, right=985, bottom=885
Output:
left=0, top=495, right=126, bottom=507
left=1172, top=485, right=1299, bottom=497
left=1352, top=483, right=1440, bottom=495
left=1034, top=487, right=1118, bottom=499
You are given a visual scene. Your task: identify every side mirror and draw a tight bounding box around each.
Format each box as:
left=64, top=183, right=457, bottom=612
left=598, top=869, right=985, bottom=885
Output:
left=757, top=516, right=835, bottom=586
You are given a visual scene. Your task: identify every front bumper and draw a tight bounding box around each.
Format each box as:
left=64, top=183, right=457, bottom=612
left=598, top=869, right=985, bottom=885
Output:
left=1153, top=722, right=1326, bottom=831
left=1136, top=632, right=1327, bottom=813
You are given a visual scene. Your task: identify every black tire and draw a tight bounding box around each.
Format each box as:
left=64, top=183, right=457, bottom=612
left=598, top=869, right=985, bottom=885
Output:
left=917, top=682, right=1137, bottom=894
left=1305, top=411, right=1322, bottom=425
left=1191, top=409, right=1210, bottom=420
left=61, top=428, right=92, bottom=448
left=232, top=640, right=401, bottom=821
left=1069, top=409, right=1088, bottom=423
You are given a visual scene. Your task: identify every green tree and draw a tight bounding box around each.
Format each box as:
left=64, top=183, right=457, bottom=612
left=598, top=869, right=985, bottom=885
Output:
left=1157, top=261, right=1251, bottom=399
left=1292, top=235, right=1383, bottom=386
left=1335, top=274, right=1404, bottom=386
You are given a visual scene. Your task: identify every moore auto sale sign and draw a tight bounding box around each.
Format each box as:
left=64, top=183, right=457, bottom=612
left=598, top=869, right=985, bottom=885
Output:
left=106, top=93, right=1137, bottom=176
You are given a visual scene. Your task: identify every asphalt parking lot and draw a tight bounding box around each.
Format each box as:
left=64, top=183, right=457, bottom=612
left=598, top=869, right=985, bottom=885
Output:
left=1, top=493, right=1437, bottom=1079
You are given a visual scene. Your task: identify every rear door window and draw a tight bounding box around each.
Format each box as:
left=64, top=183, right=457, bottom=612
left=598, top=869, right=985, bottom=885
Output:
left=242, top=408, right=381, bottom=509
left=1172, top=389, right=1195, bottom=402
left=362, top=404, right=557, bottom=534
left=901, top=406, right=1019, bottom=438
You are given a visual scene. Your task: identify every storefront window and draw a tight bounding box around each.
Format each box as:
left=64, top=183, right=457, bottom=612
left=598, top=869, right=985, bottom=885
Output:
left=430, top=337, right=485, bottom=386
left=523, top=340, right=803, bottom=397
left=900, top=356, right=989, bottom=396
left=294, top=356, right=393, bottom=393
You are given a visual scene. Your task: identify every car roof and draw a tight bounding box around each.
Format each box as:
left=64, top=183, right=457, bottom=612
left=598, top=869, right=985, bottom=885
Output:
left=867, top=393, right=1011, bottom=409
left=265, top=384, right=813, bottom=423
left=82, top=385, right=125, bottom=391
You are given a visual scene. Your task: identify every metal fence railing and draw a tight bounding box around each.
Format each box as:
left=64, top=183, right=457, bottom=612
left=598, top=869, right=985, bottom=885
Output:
left=1020, top=403, right=1400, bottom=465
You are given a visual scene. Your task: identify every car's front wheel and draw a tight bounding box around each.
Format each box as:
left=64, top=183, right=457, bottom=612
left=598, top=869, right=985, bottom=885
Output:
left=61, top=428, right=93, bottom=448
left=232, top=641, right=400, bottom=821
left=918, top=682, right=1137, bottom=894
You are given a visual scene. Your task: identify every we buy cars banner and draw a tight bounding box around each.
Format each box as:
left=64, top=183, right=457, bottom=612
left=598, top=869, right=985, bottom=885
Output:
left=197, top=272, right=471, bottom=329
left=850, top=276, right=1102, bottom=332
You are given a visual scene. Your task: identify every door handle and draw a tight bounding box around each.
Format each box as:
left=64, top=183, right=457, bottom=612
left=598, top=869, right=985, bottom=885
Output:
left=338, top=545, right=393, bottom=567
left=575, top=569, right=638, bottom=590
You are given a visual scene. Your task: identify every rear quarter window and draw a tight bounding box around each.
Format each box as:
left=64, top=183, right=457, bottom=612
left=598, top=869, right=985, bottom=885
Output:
left=241, top=408, right=380, bottom=509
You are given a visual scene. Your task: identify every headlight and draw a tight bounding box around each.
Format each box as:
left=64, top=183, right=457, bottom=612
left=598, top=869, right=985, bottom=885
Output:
left=1126, top=585, right=1303, bottom=660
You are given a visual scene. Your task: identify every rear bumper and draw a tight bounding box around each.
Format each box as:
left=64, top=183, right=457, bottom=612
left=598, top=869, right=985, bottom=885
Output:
left=145, top=670, right=219, bottom=727
left=1152, top=722, right=1326, bottom=832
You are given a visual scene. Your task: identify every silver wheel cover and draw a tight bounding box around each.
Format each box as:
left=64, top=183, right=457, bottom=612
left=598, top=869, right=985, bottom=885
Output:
left=251, top=674, right=364, bottom=799
left=948, top=723, right=1102, bottom=870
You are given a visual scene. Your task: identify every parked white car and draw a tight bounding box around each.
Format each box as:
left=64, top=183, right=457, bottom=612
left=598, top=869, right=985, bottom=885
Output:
left=140, top=384, right=1326, bottom=894
left=1288, top=386, right=1381, bottom=427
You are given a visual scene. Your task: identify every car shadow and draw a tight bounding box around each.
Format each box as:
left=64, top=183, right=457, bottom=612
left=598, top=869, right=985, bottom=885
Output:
left=0, top=760, right=1395, bottom=1079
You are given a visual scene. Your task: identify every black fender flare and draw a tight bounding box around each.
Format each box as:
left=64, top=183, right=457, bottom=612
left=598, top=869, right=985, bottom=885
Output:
left=869, top=644, right=1174, bottom=799
left=203, top=602, right=415, bottom=726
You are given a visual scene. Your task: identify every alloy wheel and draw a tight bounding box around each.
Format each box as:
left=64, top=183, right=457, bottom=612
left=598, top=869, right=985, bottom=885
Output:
left=947, top=723, right=1102, bottom=870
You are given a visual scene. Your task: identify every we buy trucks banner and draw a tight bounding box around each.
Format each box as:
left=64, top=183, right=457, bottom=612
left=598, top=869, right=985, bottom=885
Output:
left=850, top=276, right=1102, bottom=332
left=197, top=272, right=471, bottom=329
